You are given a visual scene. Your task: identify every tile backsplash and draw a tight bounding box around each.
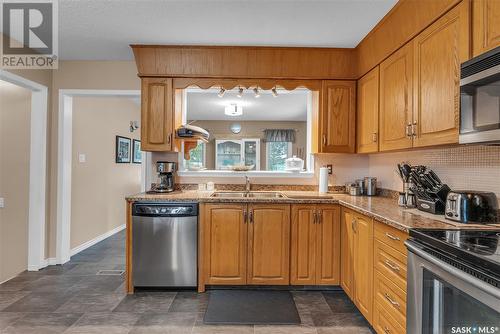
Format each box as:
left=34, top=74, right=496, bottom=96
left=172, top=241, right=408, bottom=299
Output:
left=368, top=145, right=500, bottom=199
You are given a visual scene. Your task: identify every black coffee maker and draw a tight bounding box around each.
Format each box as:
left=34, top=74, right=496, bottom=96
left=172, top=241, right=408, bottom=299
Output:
left=151, top=161, right=176, bottom=193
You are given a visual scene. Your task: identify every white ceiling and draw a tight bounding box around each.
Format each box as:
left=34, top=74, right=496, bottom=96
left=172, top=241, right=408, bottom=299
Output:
left=58, top=0, right=398, bottom=60
left=187, top=88, right=308, bottom=121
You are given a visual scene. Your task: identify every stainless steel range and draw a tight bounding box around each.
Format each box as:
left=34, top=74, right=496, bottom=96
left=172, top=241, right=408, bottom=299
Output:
left=406, top=229, right=500, bottom=334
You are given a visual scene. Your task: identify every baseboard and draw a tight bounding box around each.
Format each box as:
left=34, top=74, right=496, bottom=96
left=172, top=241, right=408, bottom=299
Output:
left=70, top=224, right=125, bottom=257
left=27, top=257, right=58, bottom=271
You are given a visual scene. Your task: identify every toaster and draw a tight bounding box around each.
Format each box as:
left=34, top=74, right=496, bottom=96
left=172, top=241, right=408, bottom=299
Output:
left=445, top=191, right=498, bottom=224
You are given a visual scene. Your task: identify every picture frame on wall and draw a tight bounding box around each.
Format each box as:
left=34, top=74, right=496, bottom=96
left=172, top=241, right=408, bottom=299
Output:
left=132, top=139, right=142, bottom=164
left=116, top=136, right=131, bottom=163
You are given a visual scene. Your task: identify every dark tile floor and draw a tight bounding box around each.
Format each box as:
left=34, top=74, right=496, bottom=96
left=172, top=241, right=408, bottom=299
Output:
left=0, top=231, right=374, bottom=333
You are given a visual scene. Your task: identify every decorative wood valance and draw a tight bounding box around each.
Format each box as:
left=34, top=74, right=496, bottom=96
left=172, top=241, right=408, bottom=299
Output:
left=172, top=78, right=323, bottom=91
left=131, top=45, right=356, bottom=80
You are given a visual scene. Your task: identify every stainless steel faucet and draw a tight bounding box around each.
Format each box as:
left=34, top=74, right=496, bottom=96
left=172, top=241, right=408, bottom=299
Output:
left=245, top=176, right=251, bottom=192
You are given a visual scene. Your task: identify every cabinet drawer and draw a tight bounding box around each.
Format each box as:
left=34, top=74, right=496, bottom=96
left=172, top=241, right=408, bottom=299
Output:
left=374, top=222, right=408, bottom=254
left=374, top=270, right=406, bottom=327
left=374, top=240, right=407, bottom=291
left=373, top=301, right=406, bottom=334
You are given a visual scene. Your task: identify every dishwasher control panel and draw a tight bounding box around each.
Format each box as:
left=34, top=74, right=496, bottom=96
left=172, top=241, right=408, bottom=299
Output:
left=132, top=202, right=198, bottom=217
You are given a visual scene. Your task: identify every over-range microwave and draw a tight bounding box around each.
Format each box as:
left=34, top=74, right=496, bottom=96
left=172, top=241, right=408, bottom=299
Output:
left=460, top=46, right=500, bottom=144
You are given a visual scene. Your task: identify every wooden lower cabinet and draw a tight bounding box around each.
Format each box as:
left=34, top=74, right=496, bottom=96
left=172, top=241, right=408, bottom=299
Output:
left=341, top=209, right=374, bottom=323
left=202, top=203, right=290, bottom=286
left=290, top=205, right=341, bottom=285
left=247, top=204, right=290, bottom=285
left=340, top=209, right=355, bottom=300
left=202, top=204, right=247, bottom=285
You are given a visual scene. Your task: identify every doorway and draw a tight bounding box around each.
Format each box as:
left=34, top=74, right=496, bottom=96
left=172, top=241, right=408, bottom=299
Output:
left=0, top=71, right=48, bottom=281
left=56, top=90, right=146, bottom=265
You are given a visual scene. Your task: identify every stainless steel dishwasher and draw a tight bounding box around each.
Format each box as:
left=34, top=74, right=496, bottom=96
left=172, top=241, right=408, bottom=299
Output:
left=132, top=202, right=198, bottom=287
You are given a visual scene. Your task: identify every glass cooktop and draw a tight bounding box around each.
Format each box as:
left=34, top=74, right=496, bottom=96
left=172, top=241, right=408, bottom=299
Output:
left=409, top=229, right=500, bottom=279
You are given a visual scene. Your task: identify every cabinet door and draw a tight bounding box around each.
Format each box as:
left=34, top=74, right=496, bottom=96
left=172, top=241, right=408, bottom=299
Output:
left=413, top=1, right=470, bottom=147
left=379, top=42, right=414, bottom=151
left=321, top=81, right=356, bottom=153
left=290, top=205, right=316, bottom=285
left=203, top=204, right=247, bottom=285
left=340, top=209, right=355, bottom=300
left=316, top=205, right=341, bottom=285
left=353, top=214, right=374, bottom=323
left=247, top=204, right=290, bottom=285
left=357, top=66, right=380, bottom=153
left=473, top=0, right=500, bottom=57
left=141, top=78, right=173, bottom=151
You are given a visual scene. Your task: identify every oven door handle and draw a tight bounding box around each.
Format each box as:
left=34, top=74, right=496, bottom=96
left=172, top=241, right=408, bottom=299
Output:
left=406, top=241, right=500, bottom=299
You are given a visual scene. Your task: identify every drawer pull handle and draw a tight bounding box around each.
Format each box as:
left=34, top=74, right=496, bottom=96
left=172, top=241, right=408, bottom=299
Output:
left=384, top=260, right=400, bottom=272
left=384, top=327, right=391, bottom=333
left=385, top=232, right=400, bottom=241
left=384, top=293, right=400, bottom=308
left=243, top=210, right=247, bottom=223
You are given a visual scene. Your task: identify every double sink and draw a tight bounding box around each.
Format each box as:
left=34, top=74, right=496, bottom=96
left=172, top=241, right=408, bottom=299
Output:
left=210, top=191, right=334, bottom=199
left=211, top=191, right=285, bottom=198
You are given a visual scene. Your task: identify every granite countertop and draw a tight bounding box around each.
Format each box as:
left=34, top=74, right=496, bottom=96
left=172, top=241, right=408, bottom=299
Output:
left=126, top=190, right=500, bottom=232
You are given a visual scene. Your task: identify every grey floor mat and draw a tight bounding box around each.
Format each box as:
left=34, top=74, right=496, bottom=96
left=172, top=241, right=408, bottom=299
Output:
left=203, top=290, right=301, bottom=325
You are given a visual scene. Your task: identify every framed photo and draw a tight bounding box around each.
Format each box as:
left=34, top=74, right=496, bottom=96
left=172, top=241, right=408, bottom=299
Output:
left=115, top=136, right=131, bottom=163
left=132, top=139, right=142, bottom=164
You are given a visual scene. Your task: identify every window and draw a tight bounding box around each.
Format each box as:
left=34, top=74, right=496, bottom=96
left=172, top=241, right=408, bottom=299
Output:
left=266, top=142, right=292, bottom=171
left=183, top=141, right=206, bottom=170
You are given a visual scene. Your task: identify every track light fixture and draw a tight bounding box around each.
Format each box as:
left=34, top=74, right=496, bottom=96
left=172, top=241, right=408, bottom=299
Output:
left=253, top=87, right=260, bottom=98
left=237, top=86, right=244, bottom=98
left=271, top=86, right=278, bottom=97
left=218, top=87, right=226, bottom=98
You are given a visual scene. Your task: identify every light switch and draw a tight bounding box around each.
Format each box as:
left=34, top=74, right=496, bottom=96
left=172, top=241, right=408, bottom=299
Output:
left=79, top=154, right=86, bottom=163
left=0, top=198, right=4, bottom=208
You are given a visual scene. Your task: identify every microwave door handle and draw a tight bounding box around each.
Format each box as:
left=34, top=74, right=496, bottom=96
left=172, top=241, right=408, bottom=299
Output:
left=406, top=241, right=500, bottom=299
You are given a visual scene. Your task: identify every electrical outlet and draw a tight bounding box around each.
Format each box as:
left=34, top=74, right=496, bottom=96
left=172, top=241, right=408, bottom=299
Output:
left=326, top=164, right=333, bottom=175
left=79, top=154, right=86, bottom=163
left=0, top=197, right=4, bottom=208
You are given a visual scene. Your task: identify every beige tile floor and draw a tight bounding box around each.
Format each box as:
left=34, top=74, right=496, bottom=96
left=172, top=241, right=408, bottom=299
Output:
left=0, top=231, right=373, bottom=333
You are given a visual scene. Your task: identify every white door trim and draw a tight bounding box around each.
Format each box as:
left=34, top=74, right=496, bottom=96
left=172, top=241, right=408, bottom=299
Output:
left=0, top=70, right=48, bottom=271
left=56, top=89, right=143, bottom=264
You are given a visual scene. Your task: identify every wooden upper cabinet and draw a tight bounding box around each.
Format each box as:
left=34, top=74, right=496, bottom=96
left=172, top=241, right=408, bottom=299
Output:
left=340, top=209, right=355, bottom=300
left=141, top=78, right=174, bottom=151
left=247, top=204, right=290, bottom=285
left=321, top=80, right=356, bottom=153
left=473, top=0, right=500, bottom=57
left=413, top=0, right=470, bottom=147
left=203, top=204, right=247, bottom=285
left=353, top=214, right=374, bottom=324
left=290, top=205, right=316, bottom=285
left=316, top=205, right=341, bottom=285
left=379, top=42, right=414, bottom=152
left=356, top=67, right=380, bottom=153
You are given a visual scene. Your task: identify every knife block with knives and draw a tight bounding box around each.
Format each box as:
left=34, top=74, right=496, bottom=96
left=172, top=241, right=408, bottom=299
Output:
left=397, top=163, right=450, bottom=214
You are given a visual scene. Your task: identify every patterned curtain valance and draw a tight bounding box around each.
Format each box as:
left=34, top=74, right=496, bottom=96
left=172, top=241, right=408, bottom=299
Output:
left=263, top=129, right=296, bottom=143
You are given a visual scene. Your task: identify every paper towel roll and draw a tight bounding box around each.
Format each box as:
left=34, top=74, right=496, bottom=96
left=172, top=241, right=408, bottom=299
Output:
left=319, top=167, right=329, bottom=194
